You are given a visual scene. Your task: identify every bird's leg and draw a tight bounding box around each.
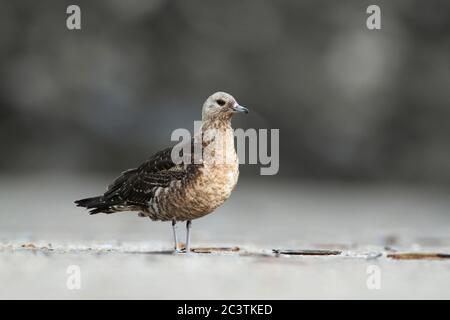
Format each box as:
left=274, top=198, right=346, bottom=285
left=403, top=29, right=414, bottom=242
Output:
left=172, top=218, right=179, bottom=252
left=185, top=220, right=192, bottom=253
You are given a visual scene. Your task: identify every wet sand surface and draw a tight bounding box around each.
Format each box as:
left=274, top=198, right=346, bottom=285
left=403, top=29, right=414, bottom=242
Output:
left=1, top=175, right=450, bottom=299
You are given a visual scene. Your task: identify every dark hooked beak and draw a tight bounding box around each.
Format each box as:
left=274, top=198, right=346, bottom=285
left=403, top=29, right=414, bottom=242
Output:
left=232, top=103, right=249, bottom=114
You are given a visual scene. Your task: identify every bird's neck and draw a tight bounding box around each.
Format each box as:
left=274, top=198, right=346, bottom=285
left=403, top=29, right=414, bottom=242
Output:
left=198, top=118, right=236, bottom=166
left=201, top=116, right=232, bottom=131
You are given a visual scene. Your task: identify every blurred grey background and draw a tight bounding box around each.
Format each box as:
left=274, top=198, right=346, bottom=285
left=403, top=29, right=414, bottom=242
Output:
left=2, top=0, right=450, bottom=300
left=1, top=0, right=450, bottom=185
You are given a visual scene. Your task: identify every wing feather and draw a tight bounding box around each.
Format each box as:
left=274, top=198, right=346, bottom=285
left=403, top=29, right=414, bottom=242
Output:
left=101, top=140, right=197, bottom=208
left=77, top=139, right=201, bottom=214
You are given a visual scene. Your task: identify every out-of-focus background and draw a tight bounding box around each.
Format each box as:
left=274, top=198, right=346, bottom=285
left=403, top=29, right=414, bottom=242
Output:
left=2, top=0, right=450, bottom=184
left=1, top=0, right=450, bottom=299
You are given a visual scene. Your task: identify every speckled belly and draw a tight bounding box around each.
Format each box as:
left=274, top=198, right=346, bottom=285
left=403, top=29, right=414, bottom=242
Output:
left=147, top=164, right=239, bottom=221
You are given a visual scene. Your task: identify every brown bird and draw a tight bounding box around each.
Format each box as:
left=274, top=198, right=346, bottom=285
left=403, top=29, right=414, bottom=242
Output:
left=75, top=92, right=248, bottom=252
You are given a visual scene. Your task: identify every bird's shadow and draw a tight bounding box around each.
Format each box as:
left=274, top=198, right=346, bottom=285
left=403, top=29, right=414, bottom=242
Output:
left=125, top=246, right=241, bottom=255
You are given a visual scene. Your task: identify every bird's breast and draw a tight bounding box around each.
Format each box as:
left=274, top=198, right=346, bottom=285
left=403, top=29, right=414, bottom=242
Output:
left=147, top=123, right=240, bottom=221
left=200, top=161, right=239, bottom=199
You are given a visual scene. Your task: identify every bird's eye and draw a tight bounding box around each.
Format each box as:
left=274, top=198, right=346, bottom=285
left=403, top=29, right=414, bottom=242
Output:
left=217, top=99, right=226, bottom=106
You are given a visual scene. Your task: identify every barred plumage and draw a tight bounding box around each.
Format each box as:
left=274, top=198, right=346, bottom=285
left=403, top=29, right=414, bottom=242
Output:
left=75, top=92, right=248, bottom=252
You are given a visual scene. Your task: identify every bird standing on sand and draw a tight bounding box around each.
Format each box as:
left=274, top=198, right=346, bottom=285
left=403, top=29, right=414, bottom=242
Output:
left=75, top=92, right=248, bottom=253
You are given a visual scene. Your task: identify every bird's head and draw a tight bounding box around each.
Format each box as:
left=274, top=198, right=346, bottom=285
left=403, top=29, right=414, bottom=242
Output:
left=202, top=92, right=248, bottom=122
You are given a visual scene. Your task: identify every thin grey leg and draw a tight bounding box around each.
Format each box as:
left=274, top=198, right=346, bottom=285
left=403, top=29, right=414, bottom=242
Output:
left=185, top=220, right=192, bottom=253
left=172, top=219, right=178, bottom=252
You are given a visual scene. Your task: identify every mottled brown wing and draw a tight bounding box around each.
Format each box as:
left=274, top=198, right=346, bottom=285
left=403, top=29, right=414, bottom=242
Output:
left=102, top=140, right=199, bottom=208
left=104, top=146, right=177, bottom=198
left=137, top=146, right=177, bottom=174
left=115, top=169, right=186, bottom=206
left=76, top=139, right=202, bottom=214
left=135, top=137, right=201, bottom=174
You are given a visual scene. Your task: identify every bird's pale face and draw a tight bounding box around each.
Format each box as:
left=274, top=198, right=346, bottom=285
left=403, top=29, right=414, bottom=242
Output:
left=202, top=92, right=248, bottom=121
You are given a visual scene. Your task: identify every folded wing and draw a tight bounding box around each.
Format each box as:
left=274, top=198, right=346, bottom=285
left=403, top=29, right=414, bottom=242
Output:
left=75, top=143, right=193, bottom=214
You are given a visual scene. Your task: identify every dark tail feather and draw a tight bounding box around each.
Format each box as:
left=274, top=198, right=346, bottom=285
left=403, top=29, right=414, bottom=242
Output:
left=88, top=206, right=112, bottom=215
left=75, top=196, right=115, bottom=215
left=75, top=196, right=103, bottom=208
